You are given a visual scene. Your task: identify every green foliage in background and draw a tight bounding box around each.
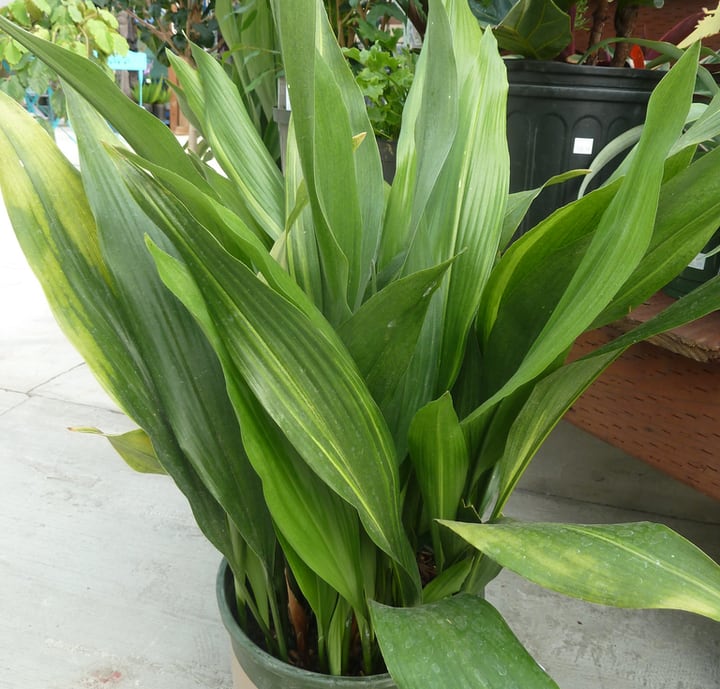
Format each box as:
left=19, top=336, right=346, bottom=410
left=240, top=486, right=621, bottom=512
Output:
left=343, top=28, right=416, bottom=141
left=0, top=0, right=127, bottom=120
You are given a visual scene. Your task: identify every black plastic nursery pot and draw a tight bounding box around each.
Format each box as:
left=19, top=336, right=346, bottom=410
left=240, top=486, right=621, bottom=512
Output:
left=216, top=560, right=397, bottom=689
left=506, top=60, right=664, bottom=234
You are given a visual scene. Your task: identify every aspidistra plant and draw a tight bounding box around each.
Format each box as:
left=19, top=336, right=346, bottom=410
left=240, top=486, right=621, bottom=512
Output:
left=1, top=0, right=719, bottom=686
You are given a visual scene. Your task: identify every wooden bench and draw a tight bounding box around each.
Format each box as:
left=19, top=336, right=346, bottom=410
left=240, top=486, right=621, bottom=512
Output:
left=566, top=292, right=720, bottom=501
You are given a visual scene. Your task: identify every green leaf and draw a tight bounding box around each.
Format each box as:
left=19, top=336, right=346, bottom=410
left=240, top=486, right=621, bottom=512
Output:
left=466, top=43, right=701, bottom=434
left=441, top=521, right=720, bottom=621
left=71, top=427, right=166, bottom=474
left=0, top=36, right=24, bottom=65
left=7, top=0, right=30, bottom=26
left=377, top=1, right=510, bottom=459
left=0, top=90, right=242, bottom=576
left=494, top=0, right=572, bottom=60
left=338, top=259, right=453, bottom=427
left=283, top=122, right=324, bottom=310
left=67, top=3, right=82, bottom=24
left=489, top=273, right=720, bottom=520
left=65, top=86, right=277, bottom=571
left=597, top=143, right=720, bottom=326
left=501, top=169, right=590, bottom=249
left=216, top=0, right=278, bottom=122
left=420, top=557, right=473, bottom=604
left=273, top=0, right=385, bottom=320
left=0, top=15, right=201, bottom=185
left=477, top=182, right=619, bottom=397
left=371, top=594, right=560, bottom=689
left=116, top=156, right=420, bottom=601
left=187, top=45, right=285, bottom=240
left=408, top=393, right=469, bottom=524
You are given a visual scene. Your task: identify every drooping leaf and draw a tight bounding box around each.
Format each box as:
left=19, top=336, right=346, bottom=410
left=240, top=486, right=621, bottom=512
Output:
left=596, top=149, right=720, bottom=326
left=442, top=521, right=720, bottom=621
left=65, top=86, right=278, bottom=572
left=146, top=239, right=369, bottom=616
left=71, top=427, right=166, bottom=475
left=489, top=274, right=720, bottom=518
left=0, top=90, right=241, bottom=577
left=371, top=594, right=560, bottom=689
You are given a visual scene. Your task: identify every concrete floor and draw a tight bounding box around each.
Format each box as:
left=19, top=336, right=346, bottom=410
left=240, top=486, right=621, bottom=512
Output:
left=1, top=131, right=719, bottom=688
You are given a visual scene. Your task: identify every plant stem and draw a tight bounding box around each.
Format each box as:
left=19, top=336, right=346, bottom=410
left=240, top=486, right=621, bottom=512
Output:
left=611, top=4, right=639, bottom=67
left=587, top=0, right=610, bottom=65
left=357, top=614, right=374, bottom=676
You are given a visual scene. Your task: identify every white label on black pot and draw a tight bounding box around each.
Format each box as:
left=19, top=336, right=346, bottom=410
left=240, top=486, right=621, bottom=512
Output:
left=689, top=253, right=707, bottom=270
left=573, top=137, right=594, bottom=155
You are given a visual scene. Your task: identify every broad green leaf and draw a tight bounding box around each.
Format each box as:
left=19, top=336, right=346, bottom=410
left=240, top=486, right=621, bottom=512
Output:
left=0, top=16, right=201, bottom=185
left=420, top=558, right=473, bottom=604
left=379, top=2, right=510, bottom=459
left=71, top=427, right=166, bottom=475
left=371, top=594, right=559, bottom=689
left=0, top=91, right=146, bottom=422
left=338, top=259, right=453, bottom=426
left=501, top=169, right=589, bottom=248
left=477, top=182, right=618, bottom=397
left=597, top=139, right=720, bottom=326
left=0, top=90, right=241, bottom=576
left=273, top=0, right=385, bottom=320
left=146, top=239, right=369, bottom=615
left=469, top=0, right=515, bottom=26
left=465, top=43, right=700, bottom=433
left=408, top=393, right=469, bottom=524
left=1, top=36, right=24, bottom=64
left=67, top=86, right=278, bottom=567
left=378, top=9, right=456, bottom=276
left=117, top=157, right=420, bottom=601
left=494, top=0, right=572, bottom=60
left=402, top=6, right=509, bottom=391
left=442, top=521, right=720, bottom=621
left=188, top=45, right=285, bottom=240
left=84, top=18, right=113, bottom=54
left=489, top=274, right=720, bottom=518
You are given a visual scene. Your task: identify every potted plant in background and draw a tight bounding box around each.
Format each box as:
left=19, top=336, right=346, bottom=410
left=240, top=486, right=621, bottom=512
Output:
left=1, top=2, right=720, bottom=688
left=131, top=76, right=170, bottom=122
left=469, top=0, right=720, bottom=231
left=0, top=0, right=127, bottom=131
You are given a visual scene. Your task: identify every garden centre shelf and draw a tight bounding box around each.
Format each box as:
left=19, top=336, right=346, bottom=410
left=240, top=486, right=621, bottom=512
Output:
left=566, top=292, right=720, bottom=501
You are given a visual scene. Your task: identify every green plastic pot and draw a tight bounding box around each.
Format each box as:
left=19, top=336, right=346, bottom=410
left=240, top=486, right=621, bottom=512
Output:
left=216, top=560, right=396, bottom=689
